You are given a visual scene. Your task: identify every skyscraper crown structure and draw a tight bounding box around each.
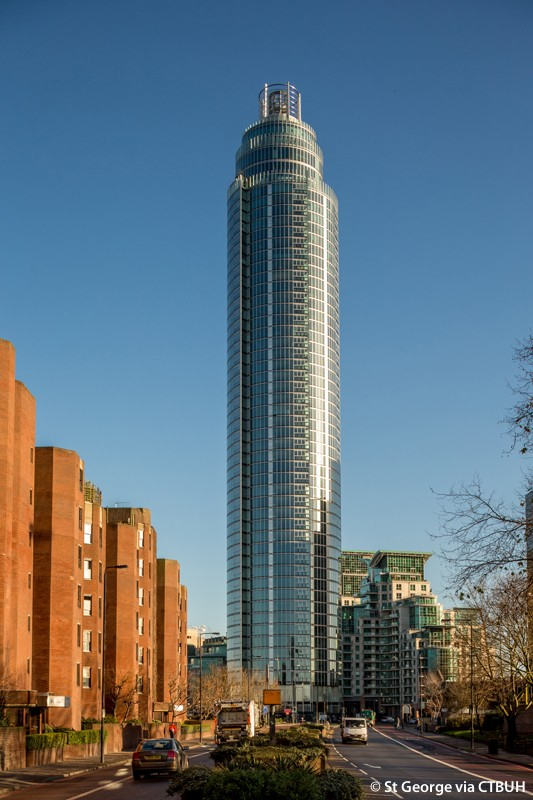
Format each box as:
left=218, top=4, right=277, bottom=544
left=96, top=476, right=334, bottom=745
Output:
left=227, top=84, right=341, bottom=708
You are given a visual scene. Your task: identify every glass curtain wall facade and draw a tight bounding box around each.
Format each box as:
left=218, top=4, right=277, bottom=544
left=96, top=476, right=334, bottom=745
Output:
left=227, top=84, right=341, bottom=706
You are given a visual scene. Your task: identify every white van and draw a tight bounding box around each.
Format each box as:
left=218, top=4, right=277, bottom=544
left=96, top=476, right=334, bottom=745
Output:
left=341, top=717, right=368, bottom=744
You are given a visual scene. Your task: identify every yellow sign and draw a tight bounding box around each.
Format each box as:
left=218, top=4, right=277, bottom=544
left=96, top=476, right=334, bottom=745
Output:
left=263, top=689, right=281, bottom=706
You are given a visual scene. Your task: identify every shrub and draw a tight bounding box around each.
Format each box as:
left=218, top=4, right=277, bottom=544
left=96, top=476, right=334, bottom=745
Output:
left=168, top=766, right=211, bottom=800
left=66, top=729, right=101, bottom=745
left=26, top=733, right=68, bottom=751
left=318, top=769, right=364, bottom=800
left=169, top=767, right=323, bottom=800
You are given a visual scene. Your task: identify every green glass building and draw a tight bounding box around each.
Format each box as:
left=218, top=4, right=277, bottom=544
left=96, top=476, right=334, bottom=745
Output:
left=227, top=84, right=341, bottom=706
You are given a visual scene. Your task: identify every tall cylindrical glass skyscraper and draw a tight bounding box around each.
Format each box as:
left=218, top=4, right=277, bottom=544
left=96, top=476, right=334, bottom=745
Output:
left=227, top=84, right=340, bottom=707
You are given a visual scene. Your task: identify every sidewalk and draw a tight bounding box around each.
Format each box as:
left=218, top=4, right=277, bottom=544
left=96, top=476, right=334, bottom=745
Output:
left=0, top=753, right=131, bottom=795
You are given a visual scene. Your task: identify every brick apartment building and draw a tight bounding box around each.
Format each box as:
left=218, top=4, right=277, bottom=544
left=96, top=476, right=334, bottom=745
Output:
left=156, top=559, right=188, bottom=720
left=105, top=507, right=156, bottom=723
left=0, top=340, right=35, bottom=693
left=0, top=340, right=188, bottom=731
left=33, top=446, right=86, bottom=728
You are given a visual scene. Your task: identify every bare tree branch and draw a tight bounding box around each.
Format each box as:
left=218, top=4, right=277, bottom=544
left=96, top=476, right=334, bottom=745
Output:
left=432, top=477, right=527, bottom=590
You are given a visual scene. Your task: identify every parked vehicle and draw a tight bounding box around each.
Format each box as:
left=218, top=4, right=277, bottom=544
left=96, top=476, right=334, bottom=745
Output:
left=380, top=716, right=395, bottom=724
left=341, top=717, right=368, bottom=744
left=214, top=699, right=259, bottom=744
left=132, top=738, right=189, bottom=780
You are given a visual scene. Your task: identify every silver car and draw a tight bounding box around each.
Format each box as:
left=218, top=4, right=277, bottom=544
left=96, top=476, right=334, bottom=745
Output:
left=132, top=738, right=189, bottom=780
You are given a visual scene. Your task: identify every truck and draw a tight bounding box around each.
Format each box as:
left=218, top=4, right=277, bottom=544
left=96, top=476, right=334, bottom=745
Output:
left=359, top=708, right=376, bottom=727
left=214, top=700, right=258, bottom=744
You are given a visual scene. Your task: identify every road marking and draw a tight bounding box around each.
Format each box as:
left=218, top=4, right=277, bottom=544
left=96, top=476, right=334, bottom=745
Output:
left=62, top=776, right=130, bottom=799
left=363, top=763, right=382, bottom=768
left=375, top=729, right=533, bottom=796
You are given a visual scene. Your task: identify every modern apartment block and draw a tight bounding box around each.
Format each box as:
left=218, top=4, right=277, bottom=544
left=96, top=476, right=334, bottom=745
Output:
left=156, top=559, right=188, bottom=720
left=0, top=340, right=35, bottom=692
left=33, top=446, right=86, bottom=728
left=227, top=84, right=341, bottom=708
left=340, top=550, right=468, bottom=717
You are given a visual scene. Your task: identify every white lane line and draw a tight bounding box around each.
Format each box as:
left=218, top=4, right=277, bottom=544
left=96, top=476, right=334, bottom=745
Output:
left=375, top=729, right=533, bottom=795
left=63, top=776, right=131, bottom=799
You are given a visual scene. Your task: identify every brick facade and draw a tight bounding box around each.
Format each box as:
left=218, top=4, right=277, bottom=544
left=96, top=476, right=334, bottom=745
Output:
left=0, top=340, right=35, bottom=692
left=33, top=447, right=85, bottom=728
left=156, top=559, right=188, bottom=721
left=105, top=508, right=156, bottom=722
left=1, top=341, right=188, bottom=731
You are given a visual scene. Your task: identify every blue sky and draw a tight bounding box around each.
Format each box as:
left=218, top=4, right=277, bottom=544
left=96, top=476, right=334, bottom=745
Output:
left=1, top=0, right=532, bottom=635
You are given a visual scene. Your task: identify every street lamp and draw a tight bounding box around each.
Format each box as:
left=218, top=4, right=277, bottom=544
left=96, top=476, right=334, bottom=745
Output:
left=198, top=629, right=220, bottom=745
left=100, top=564, right=128, bottom=764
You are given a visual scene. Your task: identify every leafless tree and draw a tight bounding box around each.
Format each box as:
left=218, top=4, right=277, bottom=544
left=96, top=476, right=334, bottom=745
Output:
left=168, top=672, right=188, bottom=723
left=0, top=663, right=17, bottom=727
left=505, top=335, right=533, bottom=457
left=433, top=334, right=533, bottom=591
left=420, top=671, right=445, bottom=720
left=105, top=670, right=137, bottom=722
left=463, top=575, right=533, bottom=749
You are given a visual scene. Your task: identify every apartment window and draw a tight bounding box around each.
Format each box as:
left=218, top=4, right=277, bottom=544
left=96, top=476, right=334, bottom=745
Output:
left=138, top=587, right=144, bottom=606
left=27, top=615, right=31, bottom=631
left=137, top=675, right=144, bottom=693
left=76, top=663, right=81, bottom=686
left=78, top=507, right=83, bottom=530
left=78, top=546, right=82, bottom=569
left=29, top=529, right=33, bottom=546
left=98, top=597, right=102, bottom=618
left=79, top=468, right=84, bottom=491
left=83, top=630, right=92, bottom=652
left=148, top=561, right=151, bottom=579
left=84, top=522, right=92, bottom=544
left=138, top=617, right=144, bottom=635
left=139, top=559, right=144, bottom=577
left=98, top=632, right=102, bottom=653
left=29, top=488, right=32, bottom=505
left=77, top=624, right=81, bottom=647
left=27, top=658, right=30, bottom=674
left=97, top=668, right=101, bottom=689
left=28, top=573, right=31, bottom=589
left=99, top=527, right=103, bottom=548
left=148, top=590, right=151, bottom=608
left=138, top=646, right=144, bottom=665
left=30, top=447, right=33, bottom=463
left=421, top=585, right=427, bottom=592
left=83, top=595, right=92, bottom=616
left=99, top=562, right=102, bottom=582
left=138, top=529, right=144, bottom=548
left=84, top=559, right=92, bottom=580
left=77, top=585, right=82, bottom=608
left=82, top=666, right=91, bottom=689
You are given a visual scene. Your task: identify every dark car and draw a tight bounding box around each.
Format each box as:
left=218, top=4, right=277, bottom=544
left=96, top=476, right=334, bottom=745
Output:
left=132, top=738, right=189, bottom=780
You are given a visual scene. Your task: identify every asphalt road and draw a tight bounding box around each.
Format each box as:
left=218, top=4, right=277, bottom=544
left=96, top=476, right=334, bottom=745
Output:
left=4, top=745, right=215, bottom=800
left=329, top=726, right=533, bottom=799
left=5, top=732, right=533, bottom=800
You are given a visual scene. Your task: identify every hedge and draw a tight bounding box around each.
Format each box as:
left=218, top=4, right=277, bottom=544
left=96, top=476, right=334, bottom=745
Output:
left=169, top=766, right=364, bottom=800
left=26, top=733, right=67, bottom=751
left=26, top=729, right=103, bottom=751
